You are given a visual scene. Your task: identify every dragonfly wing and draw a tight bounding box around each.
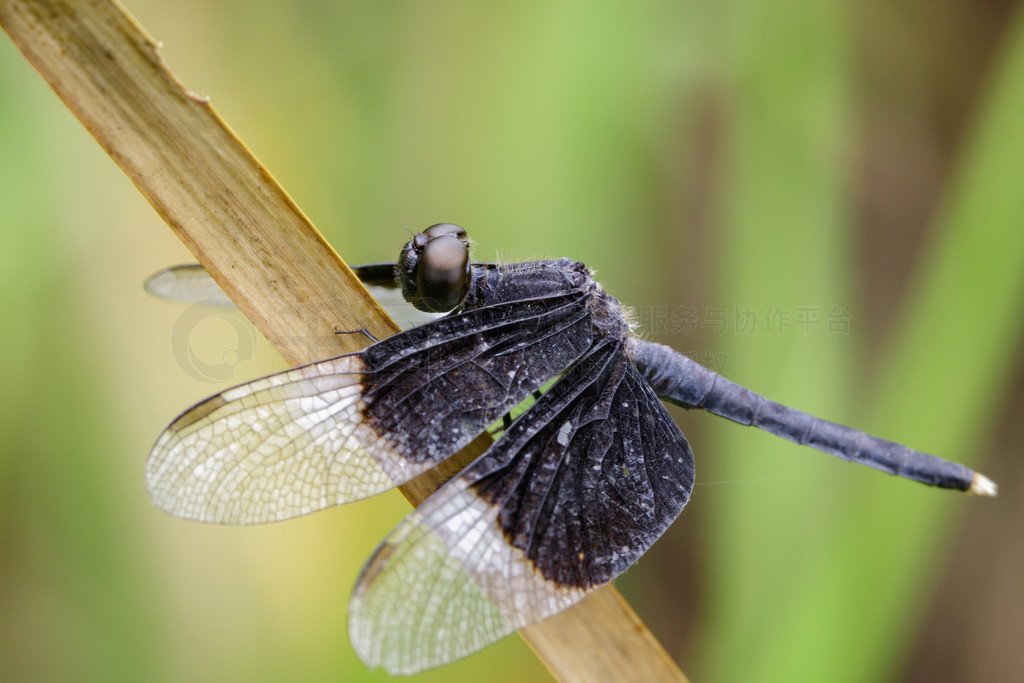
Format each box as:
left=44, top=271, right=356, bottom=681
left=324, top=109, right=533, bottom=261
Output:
left=348, top=337, right=695, bottom=673
left=144, top=263, right=443, bottom=329
left=146, top=277, right=595, bottom=524
left=144, top=264, right=236, bottom=309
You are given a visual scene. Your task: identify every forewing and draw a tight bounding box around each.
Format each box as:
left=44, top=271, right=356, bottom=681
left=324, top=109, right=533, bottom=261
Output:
left=146, top=280, right=594, bottom=524
left=144, top=264, right=236, bottom=309
left=143, top=263, right=443, bottom=329
left=348, top=338, right=695, bottom=673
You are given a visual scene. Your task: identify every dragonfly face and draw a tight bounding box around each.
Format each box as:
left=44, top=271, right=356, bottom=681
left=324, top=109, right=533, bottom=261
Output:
left=146, top=224, right=994, bottom=674
left=398, top=222, right=472, bottom=312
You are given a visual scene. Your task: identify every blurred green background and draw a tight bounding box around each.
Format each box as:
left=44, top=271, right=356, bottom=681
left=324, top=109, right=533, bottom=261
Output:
left=2, top=1, right=1023, bottom=681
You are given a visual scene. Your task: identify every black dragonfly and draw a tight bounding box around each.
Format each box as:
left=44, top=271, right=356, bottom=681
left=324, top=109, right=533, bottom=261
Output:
left=146, top=224, right=996, bottom=674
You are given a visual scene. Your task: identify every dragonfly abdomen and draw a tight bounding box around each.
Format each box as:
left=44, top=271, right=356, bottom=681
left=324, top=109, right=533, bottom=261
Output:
left=628, top=339, right=993, bottom=494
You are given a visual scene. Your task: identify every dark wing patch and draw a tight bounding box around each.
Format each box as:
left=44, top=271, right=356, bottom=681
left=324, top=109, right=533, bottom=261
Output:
left=477, top=337, right=695, bottom=587
left=146, top=267, right=595, bottom=525
left=357, top=286, right=594, bottom=469
left=347, top=338, right=695, bottom=673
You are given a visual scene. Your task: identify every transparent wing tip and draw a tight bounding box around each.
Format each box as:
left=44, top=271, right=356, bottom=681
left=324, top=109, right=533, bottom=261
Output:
left=968, top=472, right=998, bottom=497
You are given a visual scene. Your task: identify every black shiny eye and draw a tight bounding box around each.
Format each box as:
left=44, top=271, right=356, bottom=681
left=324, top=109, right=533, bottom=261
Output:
left=422, top=223, right=467, bottom=241
left=398, top=224, right=471, bottom=312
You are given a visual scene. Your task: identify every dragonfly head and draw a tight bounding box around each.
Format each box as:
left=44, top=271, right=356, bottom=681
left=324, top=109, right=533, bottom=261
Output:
left=398, top=223, right=472, bottom=312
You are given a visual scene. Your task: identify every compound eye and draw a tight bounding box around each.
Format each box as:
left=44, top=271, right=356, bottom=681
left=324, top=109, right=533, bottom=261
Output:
left=422, top=223, right=467, bottom=241
left=397, top=224, right=471, bottom=312
left=413, top=234, right=470, bottom=312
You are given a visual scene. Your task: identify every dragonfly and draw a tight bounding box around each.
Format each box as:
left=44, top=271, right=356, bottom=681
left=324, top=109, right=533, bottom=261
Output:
left=145, top=224, right=996, bottom=674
